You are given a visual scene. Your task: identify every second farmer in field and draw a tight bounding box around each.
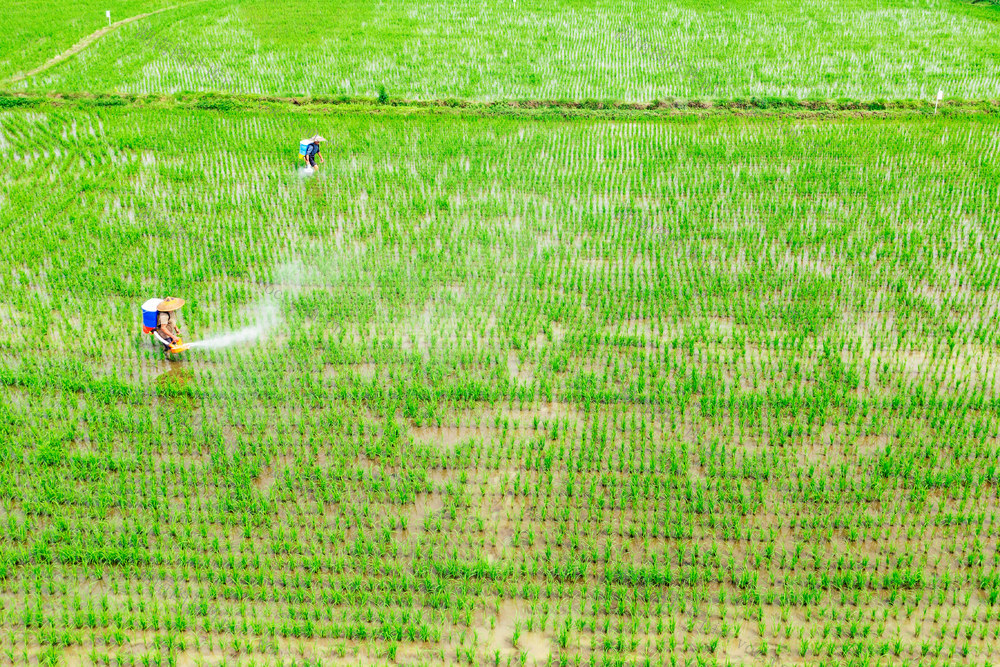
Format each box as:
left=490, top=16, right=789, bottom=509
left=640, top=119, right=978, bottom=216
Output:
left=299, top=135, right=326, bottom=170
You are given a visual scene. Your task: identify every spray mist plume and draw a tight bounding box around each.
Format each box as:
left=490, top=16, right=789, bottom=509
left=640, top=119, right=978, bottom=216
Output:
left=185, top=262, right=304, bottom=351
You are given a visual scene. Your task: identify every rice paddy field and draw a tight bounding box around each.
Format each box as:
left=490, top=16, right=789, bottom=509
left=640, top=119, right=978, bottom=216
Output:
left=3, top=0, right=1000, bottom=666
left=0, top=103, right=999, bottom=666
left=3, top=0, right=1000, bottom=100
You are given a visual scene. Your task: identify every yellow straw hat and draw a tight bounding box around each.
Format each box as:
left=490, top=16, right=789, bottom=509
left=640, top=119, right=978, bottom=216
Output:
left=158, top=297, right=185, bottom=312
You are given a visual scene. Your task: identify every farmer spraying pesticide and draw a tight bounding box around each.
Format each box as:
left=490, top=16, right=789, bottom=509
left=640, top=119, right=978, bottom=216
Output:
left=141, top=296, right=190, bottom=355
left=138, top=263, right=301, bottom=357
left=299, top=135, right=326, bottom=171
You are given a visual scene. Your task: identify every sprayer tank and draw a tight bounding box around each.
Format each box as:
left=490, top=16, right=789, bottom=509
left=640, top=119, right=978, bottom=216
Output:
left=141, top=298, right=162, bottom=333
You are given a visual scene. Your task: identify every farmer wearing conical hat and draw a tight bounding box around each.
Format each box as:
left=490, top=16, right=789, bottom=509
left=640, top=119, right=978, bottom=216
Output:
left=156, top=297, right=185, bottom=346
left=303, top=135, right=325, bottom=169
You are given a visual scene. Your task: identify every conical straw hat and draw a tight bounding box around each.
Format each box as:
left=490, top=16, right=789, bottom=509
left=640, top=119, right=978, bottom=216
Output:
left=158, top=297, right=185, bottom=312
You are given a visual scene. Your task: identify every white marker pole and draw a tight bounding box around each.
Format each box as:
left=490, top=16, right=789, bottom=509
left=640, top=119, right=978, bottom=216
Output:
left=106, top=10, right=111, bottom=26
left=934, top=89, right=943, bottom=115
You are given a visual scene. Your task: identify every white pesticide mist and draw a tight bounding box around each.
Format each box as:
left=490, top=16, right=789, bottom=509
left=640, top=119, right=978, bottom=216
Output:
left=296, top=166, right=316, bottom=178
left=186, top=262, right=304, bottom=351
left=184, top=299, right=279, bottom=350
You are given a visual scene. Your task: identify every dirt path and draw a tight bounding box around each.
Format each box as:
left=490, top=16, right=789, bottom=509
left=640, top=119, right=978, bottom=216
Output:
left=5, top=5, right=182, bottom=85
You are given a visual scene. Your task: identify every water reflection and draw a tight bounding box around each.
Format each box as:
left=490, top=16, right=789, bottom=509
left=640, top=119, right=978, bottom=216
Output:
left=154, top=363, right=194, bottom=391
